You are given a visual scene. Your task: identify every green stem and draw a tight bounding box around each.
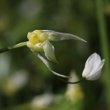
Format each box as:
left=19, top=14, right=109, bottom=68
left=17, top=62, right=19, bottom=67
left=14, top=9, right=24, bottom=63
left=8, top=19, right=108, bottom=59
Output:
left=63, top=79, right=82, bottom=84
left=0, top=41, right=27, bottom=53
left=58, top=77, right=83, bottom=84
left=96, top=0, right=110, bottom=109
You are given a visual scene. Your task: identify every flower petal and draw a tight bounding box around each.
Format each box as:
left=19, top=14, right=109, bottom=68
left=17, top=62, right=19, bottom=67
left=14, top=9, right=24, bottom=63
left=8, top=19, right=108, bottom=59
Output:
left=43, top=30, right=87, bottom=43
left=82, top=53, right=101, bottom=77
left=42, top=40, right=57, bottom=63
left=36, top=53, right=69, bottom=78
left=86, top=59, right=105, bottom=80
left=89, top=53, right=101, bottom=73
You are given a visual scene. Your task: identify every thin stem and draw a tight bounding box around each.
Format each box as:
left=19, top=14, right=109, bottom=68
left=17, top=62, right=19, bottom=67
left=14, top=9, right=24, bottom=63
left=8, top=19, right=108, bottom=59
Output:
left=96, top=0, right=110, bottom=109
left=0, top=41, right=27, bottom=53
left=57, top=76, right=83, bottom=84
left=0, top=47, right=11, bottom=53
left=66, top=79, right=82, bottom=84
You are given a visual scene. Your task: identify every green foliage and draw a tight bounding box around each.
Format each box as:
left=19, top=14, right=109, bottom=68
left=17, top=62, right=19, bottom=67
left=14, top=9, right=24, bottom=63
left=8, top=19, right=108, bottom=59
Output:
left=0, top=0, right=110, bottom=110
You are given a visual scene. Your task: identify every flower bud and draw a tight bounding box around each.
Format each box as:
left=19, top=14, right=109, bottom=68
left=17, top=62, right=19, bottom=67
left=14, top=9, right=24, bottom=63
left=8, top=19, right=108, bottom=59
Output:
left=82, top=53, right=105, bottom=80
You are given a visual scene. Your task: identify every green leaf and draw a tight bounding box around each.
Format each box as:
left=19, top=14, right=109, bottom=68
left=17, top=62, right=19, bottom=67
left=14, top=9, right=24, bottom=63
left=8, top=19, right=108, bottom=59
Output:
left=36, top=53, right=69, bottom=78
left=42, top=40, right=57, bottom=63
left=43, top=30, right=87, bottom=43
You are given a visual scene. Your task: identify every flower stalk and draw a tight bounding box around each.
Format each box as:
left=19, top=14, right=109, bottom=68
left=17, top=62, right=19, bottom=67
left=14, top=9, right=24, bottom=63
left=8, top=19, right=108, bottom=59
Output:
left=0, top=42, right=27, bottom=53
left=96, top=0, right=110, bottom=109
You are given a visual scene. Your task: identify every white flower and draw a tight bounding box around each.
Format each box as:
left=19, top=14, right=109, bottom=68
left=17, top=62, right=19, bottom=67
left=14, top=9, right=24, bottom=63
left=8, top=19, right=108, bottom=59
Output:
left=2, top=70, right=28, bottom=96
left=31, top=93, right=54, bottom=109
left=82, top=53, right=105, bottom=80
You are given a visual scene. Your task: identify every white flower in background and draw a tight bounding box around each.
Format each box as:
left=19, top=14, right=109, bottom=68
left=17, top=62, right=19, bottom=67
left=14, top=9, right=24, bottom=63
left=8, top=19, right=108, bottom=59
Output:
left=2, top=70, right=28, bottom=96
left=65, top=70, right=84, bottom=103
left=31, top=93, right=54, bottom=110
left=27, top=30, right=86, bottom=78
left=82, top=53, right=105, bottom=80
left=0, top=53, right=11, bottom=80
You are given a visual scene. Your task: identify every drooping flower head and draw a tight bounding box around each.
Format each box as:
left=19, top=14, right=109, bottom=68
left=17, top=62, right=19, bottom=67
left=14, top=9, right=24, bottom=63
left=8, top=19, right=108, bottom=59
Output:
left=27, top=30, right=86, bottom=62
left=27, top=30, right=86, bottom=78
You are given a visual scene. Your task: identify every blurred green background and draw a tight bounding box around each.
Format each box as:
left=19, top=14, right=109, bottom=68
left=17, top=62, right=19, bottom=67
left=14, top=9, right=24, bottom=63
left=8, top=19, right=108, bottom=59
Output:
left=0, top=0, right=110, bottom=110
